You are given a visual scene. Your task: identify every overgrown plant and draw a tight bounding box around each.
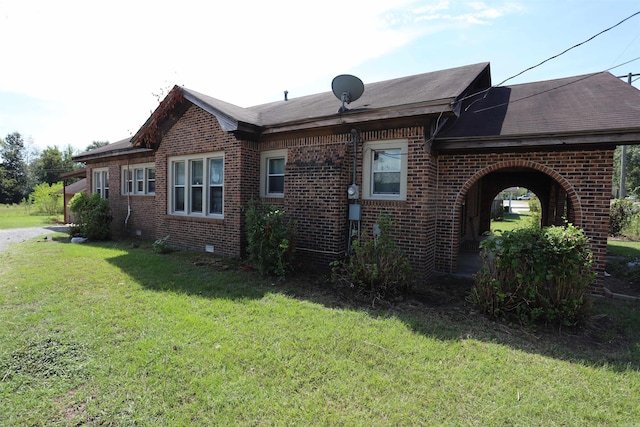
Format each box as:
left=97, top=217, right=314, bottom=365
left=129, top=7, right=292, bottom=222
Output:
left=152, top=236, right=171, bottom=254
left=332, top=215, right=412, bottom=305
left=246, top=199, right=296, bottom=279
left=470, top=224, right=595, bottom=326
left=29, top=182, right=64, bottom=215
left=68, top=192, right=112, bottom=240
left=610, top=199, right=636, bottom=236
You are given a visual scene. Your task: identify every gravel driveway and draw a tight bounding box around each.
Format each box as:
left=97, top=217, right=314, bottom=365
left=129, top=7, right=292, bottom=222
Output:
left=0, top=226, right=69, bottom=252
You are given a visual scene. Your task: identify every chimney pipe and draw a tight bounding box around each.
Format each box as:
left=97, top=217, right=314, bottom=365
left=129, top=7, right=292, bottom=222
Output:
left=284, top=90, right=288, bottom=101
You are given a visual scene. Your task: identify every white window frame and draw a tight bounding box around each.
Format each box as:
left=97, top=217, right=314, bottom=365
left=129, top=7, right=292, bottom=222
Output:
left=168, top=152, right=224, bottom=218
left=260, top=149, right=287, bottom=198
left=92, top=167, right=109, bottom=199
left=362, top=139, right=408, bottom=201
left=121, top=163, right=156, bottom=196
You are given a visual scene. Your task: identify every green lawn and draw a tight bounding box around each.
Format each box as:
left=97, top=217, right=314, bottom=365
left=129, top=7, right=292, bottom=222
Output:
left=0, top=203, right=63, bottom=229
left=1, top=235, right=639, bottom=425
left=491, top=211, right=534, bottom=233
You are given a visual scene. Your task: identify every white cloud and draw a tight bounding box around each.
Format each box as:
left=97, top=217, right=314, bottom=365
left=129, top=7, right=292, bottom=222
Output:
left=0, top=0, right=523, bottom=150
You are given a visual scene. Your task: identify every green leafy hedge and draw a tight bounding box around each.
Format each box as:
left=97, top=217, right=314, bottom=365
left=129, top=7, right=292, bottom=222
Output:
left=245, top=199, right=296, bottom=279
left=68, top=192, right=112, bottom=240
left=470, top=224, right=595, bottom=326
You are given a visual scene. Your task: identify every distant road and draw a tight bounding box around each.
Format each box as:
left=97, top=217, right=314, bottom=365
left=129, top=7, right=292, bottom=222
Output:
left=502, top=200, right=530, bottom=212
left=0, top=226, right=68, bottom=252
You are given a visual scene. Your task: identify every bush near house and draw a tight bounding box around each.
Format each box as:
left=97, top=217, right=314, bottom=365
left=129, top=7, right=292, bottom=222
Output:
left=332, top=215, right=413, bottom=305
left=470, top=224, right=595, bottom=326
left=68, top=192, right=112, bottom=240
left=245, top=199, right=296, bottom=279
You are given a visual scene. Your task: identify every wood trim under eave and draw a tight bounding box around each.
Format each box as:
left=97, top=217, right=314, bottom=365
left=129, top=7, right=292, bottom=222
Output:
left=434, top=131, right=640, bottom=154
left=259, top=103, right=456, bottom=136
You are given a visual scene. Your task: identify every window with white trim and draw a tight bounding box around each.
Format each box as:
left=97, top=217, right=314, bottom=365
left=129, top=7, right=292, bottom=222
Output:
left=93, top=168, right=109, bottom=199
left=169, top=153, right=224, bottom=217
left=260, top=149, right=287, bottom=198
left=121, top=163, right=156, bottom=196
left=362, top=140, right=408, bottom=201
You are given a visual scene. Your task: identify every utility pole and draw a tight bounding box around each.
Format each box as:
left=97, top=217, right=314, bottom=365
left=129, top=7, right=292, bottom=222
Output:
left=618, top=72, right=640, bottom=198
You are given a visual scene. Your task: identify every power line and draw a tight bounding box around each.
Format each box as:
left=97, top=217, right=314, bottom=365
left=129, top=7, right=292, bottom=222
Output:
left=473, top=56, right=640, bottom=114
left=496, top=10, right=640, bottom=87
left=454, top=10, right=640, bottom=107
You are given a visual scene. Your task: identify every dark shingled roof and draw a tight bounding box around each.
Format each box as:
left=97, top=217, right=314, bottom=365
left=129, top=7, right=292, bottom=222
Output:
left=439, top=71, right=640, bottom=140
left=74, top=137, right=153, bottom=162
left=180, top=62, right=491, bottom=131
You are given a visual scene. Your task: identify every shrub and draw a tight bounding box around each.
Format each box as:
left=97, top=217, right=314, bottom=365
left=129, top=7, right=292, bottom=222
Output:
left=469, top=224, right=595, bottom=326
left=610, top=199, right=636, bottom=236
left=68, top=192, right=112, bottom=240
left=331, top=215, right=412, bottom=305
left=29, top=182, right=64, bottom=215
left=245, top=199, right=296, bottom=279
left=152, top=236, right=171, bottom=254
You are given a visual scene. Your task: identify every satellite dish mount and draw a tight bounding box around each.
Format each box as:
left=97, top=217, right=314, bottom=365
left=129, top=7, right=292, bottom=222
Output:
left=332, top=74, right=364, bottom=113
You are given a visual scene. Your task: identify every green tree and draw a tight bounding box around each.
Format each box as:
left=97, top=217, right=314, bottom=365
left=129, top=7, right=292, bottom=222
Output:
left=29, top=181, right=64, bottom=215
left=85, top=140, right=109, bottom=152
left=32, top=145, right=77, bottom=185
left=614, top=145, right=640, bottom=198
left=0, top=132, right=28, bottom=204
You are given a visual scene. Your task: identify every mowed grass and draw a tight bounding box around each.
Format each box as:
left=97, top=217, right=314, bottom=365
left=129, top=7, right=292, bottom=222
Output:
left=0, top=203, right=63, bottom=229
left=1, top=236, right=640, bottom=425
left=491, top=211, right=534, bottom=233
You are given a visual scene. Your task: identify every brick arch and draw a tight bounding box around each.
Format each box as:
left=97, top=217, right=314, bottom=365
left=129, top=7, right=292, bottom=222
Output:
left=453, top=159, right=583, bottom=228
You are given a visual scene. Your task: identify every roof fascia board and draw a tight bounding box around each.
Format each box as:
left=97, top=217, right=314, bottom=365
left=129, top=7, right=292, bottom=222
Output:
left=260, top=100, right=456, bottom=135
left=73, top=148, right=154, bottom=162
left=435, top=130, right=640, bottom=153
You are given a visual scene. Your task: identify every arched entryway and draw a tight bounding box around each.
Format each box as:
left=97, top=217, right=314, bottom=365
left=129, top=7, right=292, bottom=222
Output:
left=454, top=161, right=582, bottom=274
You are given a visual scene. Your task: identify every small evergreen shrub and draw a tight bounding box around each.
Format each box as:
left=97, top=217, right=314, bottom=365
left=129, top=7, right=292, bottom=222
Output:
left=68, top=192, right=112, bottom=240
left=245, top=199, right=296, bottom=279
left=470, top=224, right=595, bottom=326
left=331, top=215, right=413, bottom=305
left=610, top=199, right=636, bottom=236
left=152, top=236, right=171, bottom=254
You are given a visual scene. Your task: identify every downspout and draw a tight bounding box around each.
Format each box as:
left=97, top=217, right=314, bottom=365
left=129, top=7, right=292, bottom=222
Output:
left=125, top=161, right=131, bottom=232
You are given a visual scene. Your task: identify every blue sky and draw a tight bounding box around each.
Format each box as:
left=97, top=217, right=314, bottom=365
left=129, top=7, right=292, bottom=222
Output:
left=1, top=0, right=639, bottom=153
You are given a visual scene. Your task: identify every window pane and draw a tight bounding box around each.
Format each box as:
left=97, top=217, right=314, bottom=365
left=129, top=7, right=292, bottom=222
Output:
left=191, top=160, right=203, bottom=185
left=268, top=158, right=284, bottom=175
left=174, top=162, right=185, bottom=185
left=373, top=171, right=400, bottom=194
left=268, top=176, right=284, bottom=194
left=174, top=187, right=185, bottom=211
left=373, top=149, right=401, bottom=172
left=191, top=187, right=203, bottom=212
left=210, top=158, right=223, bottom=185
left=147, top=169, right=155, bottom=194
left=209, top=187, right=223, bottom=215
left=136, top=169, right=144, bottom=192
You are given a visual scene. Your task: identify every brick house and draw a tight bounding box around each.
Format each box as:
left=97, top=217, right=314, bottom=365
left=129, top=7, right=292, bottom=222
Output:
left=74, top=62, right=640, bottom=287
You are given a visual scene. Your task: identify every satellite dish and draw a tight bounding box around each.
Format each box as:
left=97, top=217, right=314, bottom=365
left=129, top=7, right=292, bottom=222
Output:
left=332, top=74, right=364, bottom=113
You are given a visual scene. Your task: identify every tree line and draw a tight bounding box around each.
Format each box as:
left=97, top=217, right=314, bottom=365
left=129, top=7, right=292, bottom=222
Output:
left=0, top=131, right=108, bottom=205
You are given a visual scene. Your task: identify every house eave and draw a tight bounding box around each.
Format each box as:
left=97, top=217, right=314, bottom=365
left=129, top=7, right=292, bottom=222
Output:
left=260, top=99, right=456, bottom=136
left=73, top=147, right=154, bottom=162
left=434, top=129, right=640, bottom=154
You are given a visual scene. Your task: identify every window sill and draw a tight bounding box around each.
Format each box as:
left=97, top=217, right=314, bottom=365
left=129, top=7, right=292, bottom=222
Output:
left=165, top=214, right=224, bottom=224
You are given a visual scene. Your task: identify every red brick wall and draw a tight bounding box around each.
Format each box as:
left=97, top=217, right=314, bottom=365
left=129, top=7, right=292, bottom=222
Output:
left=435, top=150, right=614, bottom=284
left=85, top=154, right=157, bottom=240
left=152, top=105, right=258, bottom=257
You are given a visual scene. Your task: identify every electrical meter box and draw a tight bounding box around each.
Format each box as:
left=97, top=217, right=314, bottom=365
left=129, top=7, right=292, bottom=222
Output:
left=349, top=203, right=361, bottom=221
